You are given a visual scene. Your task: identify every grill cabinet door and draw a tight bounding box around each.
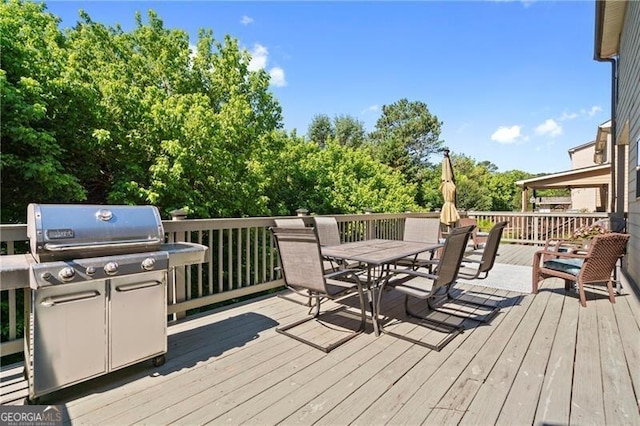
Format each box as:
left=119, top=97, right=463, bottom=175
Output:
left=33, top=281, right=107, bottom=395
left=109, top=271, right=167, bottom=369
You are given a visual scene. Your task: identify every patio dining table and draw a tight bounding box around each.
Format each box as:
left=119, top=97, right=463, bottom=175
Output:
left=321, top=239, right=442, bottom=336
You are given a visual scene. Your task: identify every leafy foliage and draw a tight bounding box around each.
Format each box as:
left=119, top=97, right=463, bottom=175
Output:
left=333, top=115, right=366, bottom=148
left=1, top=1, right=533, bottom=222
left=307, top=114, right=334, bottom=148
left=1, top=0, right=87, bottom=222
left=368, top=98, right=444, bottom=180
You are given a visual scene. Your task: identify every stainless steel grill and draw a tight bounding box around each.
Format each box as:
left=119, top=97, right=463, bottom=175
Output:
left=16, top=203, right=207, bottom=404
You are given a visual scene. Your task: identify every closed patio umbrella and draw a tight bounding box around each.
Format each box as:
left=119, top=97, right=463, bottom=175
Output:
left=440, top=149, right=460, bottom=226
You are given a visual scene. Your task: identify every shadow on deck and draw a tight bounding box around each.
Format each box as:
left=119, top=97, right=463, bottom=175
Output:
left=1, top=244, right=638, bottom=425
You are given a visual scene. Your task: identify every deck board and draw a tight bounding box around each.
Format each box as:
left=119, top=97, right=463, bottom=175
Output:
left=533, top=294, right=579, bottom=425
left=1, top=243, right=639, bottom=425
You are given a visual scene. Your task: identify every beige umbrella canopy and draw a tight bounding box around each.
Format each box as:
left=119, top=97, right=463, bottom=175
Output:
left=439, top=149, right=460, bottom=226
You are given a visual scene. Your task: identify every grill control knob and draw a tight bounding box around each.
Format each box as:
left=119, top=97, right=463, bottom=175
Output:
left=58, top=267, right=76, bottom=282
left=104, top=262, right=119, bottom=276
left=86, top=266, right=96, bottom=276
left=141, top=257, right=156, bottom=271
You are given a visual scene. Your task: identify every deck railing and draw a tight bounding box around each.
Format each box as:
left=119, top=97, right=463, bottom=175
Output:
left=0, top=211, right=607, bottom=358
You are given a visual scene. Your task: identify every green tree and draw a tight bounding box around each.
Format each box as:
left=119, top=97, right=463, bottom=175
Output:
left=314, top=142, right=418, bottom=214
left=0, top=0, right=87, bottom=222
left=259, top=136, right=417, bottom=215
left=368, top=98, right=444, bottom=180
left=333, top=114, right=366, bottom=148
left=307, top=114, right=333, bottom=148
left=450, top=154, right=493, bottom=211
left=63, top=11, right=282, bottom=218
left=488, top=170, right=532, bottom=211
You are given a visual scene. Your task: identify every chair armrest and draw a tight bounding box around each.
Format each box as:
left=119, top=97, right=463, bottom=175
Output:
left=543, top=239, right=581, bottom=252
left=534, top=249, right=588, bottom=261
left=324, top=269, right=362, bottom=280
left=387, top=268, right=438, bottom=281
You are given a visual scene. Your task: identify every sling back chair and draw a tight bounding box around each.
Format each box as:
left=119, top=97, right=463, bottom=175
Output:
left=396, top=217, right=442, bottom=270
left=313, top=216, right=361, bottom=271
left=272, top=218, right=311, bottom=304
left=431, top=221, right=509, bottom=322
left=274, top=218, right=306, bottom=228
left=376, top=225, right=473, bottom=351
left=312, top=216, right=341, bottom=246
left=532, top=232, right=629, bottom=307
left=270, top=227, right=366, bottom=352
left=458, top=217, right=489, bottom=250
left=402, top=221, right=508, bottom=323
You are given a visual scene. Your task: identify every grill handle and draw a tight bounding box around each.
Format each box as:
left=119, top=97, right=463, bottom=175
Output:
left=41, top=291, right=100, bottom=307
left=115, top=281, right=162, bottom=293
left=43, top=238, right=163, bottom=252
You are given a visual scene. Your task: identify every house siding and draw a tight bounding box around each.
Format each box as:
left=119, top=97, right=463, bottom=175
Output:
left=569, top=143, right=604, bottom=211
left=617, top=1, right=640, bottom=283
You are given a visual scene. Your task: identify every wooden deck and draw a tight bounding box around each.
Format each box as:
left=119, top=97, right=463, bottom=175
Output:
left=2, top=244, right=639, bottom=425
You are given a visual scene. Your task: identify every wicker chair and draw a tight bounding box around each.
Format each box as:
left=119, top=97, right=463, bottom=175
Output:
left=532, top=232, right=629, bottom=307
left=270, top=227, right=366, bottom=352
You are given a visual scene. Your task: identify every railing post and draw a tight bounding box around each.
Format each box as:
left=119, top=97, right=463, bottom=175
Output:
left=170, top=209, right=187, bottom=320
left=364, top=208, right=375, bottom=240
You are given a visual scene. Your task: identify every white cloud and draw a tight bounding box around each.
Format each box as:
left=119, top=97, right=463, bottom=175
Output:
left=586, top=105, right=602, bottom=117
left=269, top=67, right=287, bottom=87
left=361, top=105, right=379, bottom=114
left=248, top=44, right=268, bottom=71
left=241, top=15, right=254, bottom=25
left=559, top=111, right=578, bottom=121
left=559, top=105, right=602, bottom=121
left=491, top=125, right=523, bottom=144
left=535, top=119, right=563, bottom=137
left=247, top=43, right=286, bottom=87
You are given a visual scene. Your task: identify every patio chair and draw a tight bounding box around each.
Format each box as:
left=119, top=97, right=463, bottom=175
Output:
left=376, top=225, right=473, bottom=351
left=532, top=232, right=630, bottom=307
left=457, top=221, right=508, bottom=281
left=313, top=216, right=341, bottom=246
left=396, top=217, right=442, bottom=270
left=313, top=216, right=359, bottom=272
left=458, top=217, right=489, bottom=250
left=270, top=227, right=366, bottom=352
left=273, top=217, right=311, bottom=304
left=273, top=218, right=306, bottom=228
left=434, top=221, right=509, bottom=322
left=313, top=216, right=362, bottom=271
left=400, top=221, right=508, bottom=323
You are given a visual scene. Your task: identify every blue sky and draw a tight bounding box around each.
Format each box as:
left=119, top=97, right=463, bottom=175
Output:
left=45, top=0, right=610, bottom=174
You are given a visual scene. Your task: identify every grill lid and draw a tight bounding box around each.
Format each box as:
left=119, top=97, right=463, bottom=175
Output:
left=27, top=204, right=165, bottom=262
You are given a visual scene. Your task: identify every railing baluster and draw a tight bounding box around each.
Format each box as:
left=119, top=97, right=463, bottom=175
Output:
left=0, top=211, right=610, bottom=358
left=208, top=230, right=213, bottom=294
left=218, top=230, right=223, bottom=293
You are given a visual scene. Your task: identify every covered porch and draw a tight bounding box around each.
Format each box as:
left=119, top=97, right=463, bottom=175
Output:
left=516, top=164, right=611, bottom=213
